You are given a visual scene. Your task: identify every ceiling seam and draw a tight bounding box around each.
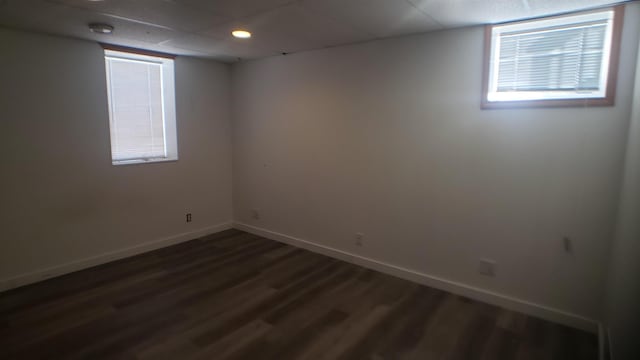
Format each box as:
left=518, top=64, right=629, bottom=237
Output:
left=404, top=0, right=444, bottom=28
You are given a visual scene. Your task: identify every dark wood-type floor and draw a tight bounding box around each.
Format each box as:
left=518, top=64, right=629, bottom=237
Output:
left=0, top=229, right=597, bottom=359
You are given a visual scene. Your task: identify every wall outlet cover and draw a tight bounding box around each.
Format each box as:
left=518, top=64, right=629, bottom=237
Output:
left=479, top=259, right=496, bottom=277
left=355, top=233, right=364, bottom=246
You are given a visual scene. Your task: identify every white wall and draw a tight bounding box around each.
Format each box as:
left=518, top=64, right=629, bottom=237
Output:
left=231, top=4, right=640, bottom=324
left=0, top=28, right=233, bottom=287
left=605, top=25, right=640, bottom=360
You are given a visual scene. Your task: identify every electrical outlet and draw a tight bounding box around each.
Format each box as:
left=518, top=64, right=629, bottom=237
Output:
left=251, top=209, right=260, bottom=220
left=186, top=213, right=192, bottom=223
left=355, top=233, right=364, bottom=247
left=478, top=259, right=496, bottom=277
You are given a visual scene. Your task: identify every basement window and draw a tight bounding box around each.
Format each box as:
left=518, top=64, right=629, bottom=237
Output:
left=104, top=48, right=178, bottom=165
left=482, top=6, right=623, bottom=109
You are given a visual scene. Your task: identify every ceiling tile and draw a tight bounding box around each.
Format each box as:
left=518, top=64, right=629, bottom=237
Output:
left=47, top=0, right=225, bottom=32
left=0, top=0, right=177, bottom=46
left=408, top=0, right=530, bottom=26
left=175, top=0, right=295, bottom=19
left=526, top=0, right=623, bottom=17
left=200, top=3, right=371, bottom=58
left=161, top=33, right=266, bottom=59
left=301, top=0, right=443, bottom=38
left=408, top=0, right=622, bottom=26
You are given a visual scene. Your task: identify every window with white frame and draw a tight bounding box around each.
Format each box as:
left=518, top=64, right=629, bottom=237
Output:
left=104, top=49, right=178, bottom=164
left=482, top=7, right=623, bottom=108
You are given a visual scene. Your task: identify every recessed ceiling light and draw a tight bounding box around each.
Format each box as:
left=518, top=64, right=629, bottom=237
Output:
left=232, top=30, right=251, bottom=39
left=89, top=23, right=114, bottom=34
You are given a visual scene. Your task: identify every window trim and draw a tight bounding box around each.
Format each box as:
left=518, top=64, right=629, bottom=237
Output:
left=103, top=46, right=179, bottom=165
left=101, top=43, right=176, bottom=60
left=481, top=5, right=624, bottom=109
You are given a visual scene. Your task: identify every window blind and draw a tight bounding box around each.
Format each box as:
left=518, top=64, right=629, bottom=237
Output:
left=496, top=22, right=608, bottom=93
left=105, top=56, right=166, bottom=161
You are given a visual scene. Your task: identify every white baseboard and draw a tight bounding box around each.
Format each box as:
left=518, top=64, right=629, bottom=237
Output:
left=0, top=222, right=233, bottom=293
left=234, top=222, right=599, bottom=333
left=599, top=323, right=605, bottom=360
left=605, top=325, right=613, bottom=360
left=598, top=324, right=614, bottom=360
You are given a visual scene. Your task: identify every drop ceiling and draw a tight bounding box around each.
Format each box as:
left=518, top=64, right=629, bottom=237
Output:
left=0, top=0, right=628, bottom=62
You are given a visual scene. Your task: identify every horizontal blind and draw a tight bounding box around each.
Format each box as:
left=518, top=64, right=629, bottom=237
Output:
left=106, top=56, right=166, bottom=161
left=497, top=21, right=608, bottom=93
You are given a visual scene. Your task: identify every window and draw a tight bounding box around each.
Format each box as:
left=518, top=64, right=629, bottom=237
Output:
left=104, top=48, right=178, bottom=164
left=482, top=6, right=623, bottom=108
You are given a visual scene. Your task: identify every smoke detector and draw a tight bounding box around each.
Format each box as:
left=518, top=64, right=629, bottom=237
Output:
left=89, top=23, right=114, bottom=34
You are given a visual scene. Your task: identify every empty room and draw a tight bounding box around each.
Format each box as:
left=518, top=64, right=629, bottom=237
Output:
left=1, top=0, right=639, bottom=359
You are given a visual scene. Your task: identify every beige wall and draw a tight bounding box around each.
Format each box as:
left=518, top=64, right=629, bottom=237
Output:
left=231, top=4, right=640, bottom=322
left=0, top=28, right=233, bottom=285
left=605, top=22, right=640, bottom=360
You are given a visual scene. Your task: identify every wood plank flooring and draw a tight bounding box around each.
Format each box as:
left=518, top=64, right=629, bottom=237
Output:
left=0, top=229, right=597, bottom=359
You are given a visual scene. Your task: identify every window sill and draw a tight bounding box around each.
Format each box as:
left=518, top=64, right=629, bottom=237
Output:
left=481, top=96, right=615, bottom=109
left=112, top=157, right=178, bottom=166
